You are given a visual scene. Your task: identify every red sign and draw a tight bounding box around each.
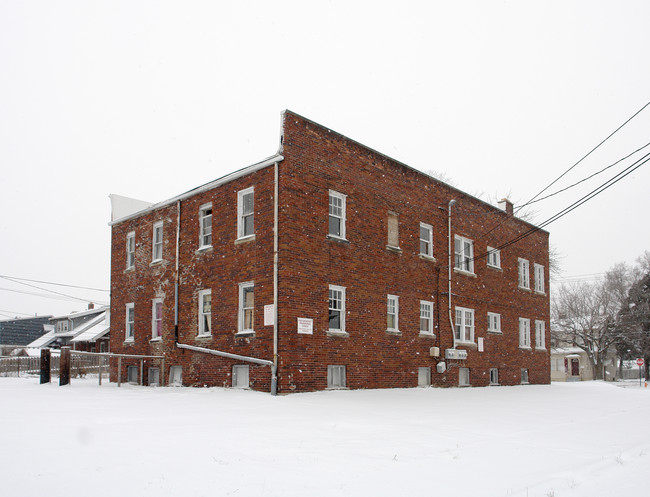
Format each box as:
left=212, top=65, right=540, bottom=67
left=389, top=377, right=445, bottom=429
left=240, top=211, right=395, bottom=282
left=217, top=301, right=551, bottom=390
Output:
left=636, top=358, right=645, bottom=366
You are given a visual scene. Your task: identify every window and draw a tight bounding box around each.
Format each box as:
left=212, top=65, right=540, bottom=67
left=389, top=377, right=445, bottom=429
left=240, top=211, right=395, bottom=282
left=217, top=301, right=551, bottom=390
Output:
left=534, top=263, right=545, bottom=293
left=455, top=307, right=475, bottom=343
left=169, top=366, right=182, bottom=386
left=56, top=321, right=69, bottom=333
left=387, top=295, right=399, bottom=332
left=489, top=368, right=499, bottom=385
left=459, top=367, right=470, bottom=386
left=232, top=365, right=250, bottom=388
left=126, top=231, right=135, bottom=270
left=518, top=258, right=530, bottom=289
left=487, top=312, right=501, bottom=333
left=454, top=236, right=474, bottom=273
left=487, top=247, right=501, bottom=268
left=535, top=320, right=546, bottom=349
left=99, top=342, right=106, bottom=353
left=327, top=365, right=346, bottom=388
left=127, top=366, right=138, bottom=384
left=420, top=223, right=433, bottom=257
left=199, top=203, right=212, bottom=248
left=125, top=303, right=135, bottom=341
left=239, top=282, right=254, bottom=333
left=418, top=367, right=431, bottom=387
left=521, top=368, right=529, bottom=384
left=148, top=367, right=160, bottom=386
left=237, top=187, right=254, bottom=239
left=420, top=301, right=434, bottom=335
left=328, top=285, right=346, bottom=332
left=151, top=299, right=162, bottom=339
left=328, top=190, right=346, bottom=239
left=198, top=290, right=211, bottom=336
left=387, top=212, right=399, bottom=248
left=152, top=222, right=163, bottom=261
left=519, top=318, right=531, bottom=348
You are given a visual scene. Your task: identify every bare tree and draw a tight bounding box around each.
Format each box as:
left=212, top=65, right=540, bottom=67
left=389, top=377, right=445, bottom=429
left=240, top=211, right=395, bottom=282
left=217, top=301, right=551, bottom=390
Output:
left=616, top=271, right=650, bottom=379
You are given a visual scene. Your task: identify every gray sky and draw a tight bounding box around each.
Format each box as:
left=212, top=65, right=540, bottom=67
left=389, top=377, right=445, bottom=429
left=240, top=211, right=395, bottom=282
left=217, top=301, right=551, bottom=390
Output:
left=1, top=0, right=649, bottom=319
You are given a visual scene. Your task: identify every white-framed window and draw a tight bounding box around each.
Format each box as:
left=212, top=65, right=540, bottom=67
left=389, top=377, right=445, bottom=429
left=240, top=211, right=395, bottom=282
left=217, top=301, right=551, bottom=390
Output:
left=454, top=235, right=474, bottom=273
left=127, top=365, right=138, bottom=384
left=518, top=258, right=530, bottom=289
left=487, top=312, right=501, bottom=333
left=327, top=365, right=346, bottom=388
left=418, top=367, right=431, bottom=387
left=151, top=298, right=162, bottom=339
left=489, top=368, right=499, bottom=385
left=521, top=368, right=529, bottom=384
left=420, top=300, right=434, bottom=335
left=455, top=307, right=475, bottom=343
left=125, top=303, right=135, bottom=341
left=148, top=367, right=160, bottom=387
left=328, top=190, right=346, bottom=239
left=152, top=222, right=163, bottom=262
left=232, top=365, right=250, bottom=388
left=535, top=320, right=546, bottom=349
left=534, top=263, right=545, bottom=293
left=487, top=247, right=501, bottom=268
left=239, top=282, right=254, bottom=333
left=126, top=231, right=135, bottom=270
left=387, top=211, right=399, bottom=248
left=199, top=203, right=212, bottom=248
left=237, top=187, right=254, bottom=239
left=519, top=317, right=531, bottom=348
left=420, top=223, right=433, bottom=257
left=387, top=295, right=399, bottom=332
left=459, top=367, right=470, bottom=386
left=55, top=320, right=69, bottom=333
left=169, top=366, right=182, bottom=386
left=198, top=289, right=211, bottom=336
left=328, top=285, right=346, bottom=332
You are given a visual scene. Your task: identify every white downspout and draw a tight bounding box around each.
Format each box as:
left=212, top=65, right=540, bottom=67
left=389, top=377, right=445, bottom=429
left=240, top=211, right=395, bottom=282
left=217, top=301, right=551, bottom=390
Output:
left=448, top=199, right=457, bottom=348
left=271, top=161, right=279, bottom=395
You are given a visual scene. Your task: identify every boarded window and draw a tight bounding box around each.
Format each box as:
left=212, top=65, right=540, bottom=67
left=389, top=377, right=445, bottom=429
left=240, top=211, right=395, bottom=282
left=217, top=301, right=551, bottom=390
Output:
left=387, top=212, right=399, bottom=248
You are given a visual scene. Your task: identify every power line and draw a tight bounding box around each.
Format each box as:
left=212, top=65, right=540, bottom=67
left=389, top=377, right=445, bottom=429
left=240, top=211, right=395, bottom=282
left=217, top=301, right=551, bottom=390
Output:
left=0, top=276, right=109, bottom=305
left=0, top=286, right=105, bottom=303
left=0, top=274, right=108, bottom=292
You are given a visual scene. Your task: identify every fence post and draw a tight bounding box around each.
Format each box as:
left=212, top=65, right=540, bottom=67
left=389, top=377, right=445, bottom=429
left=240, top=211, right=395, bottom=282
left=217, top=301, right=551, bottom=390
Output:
left=60, top=347, right=71, bottom=386
left=98, top=354, right=103, bottom=386
left=117, top=356, right=122, bottom=387
left=40, top=349, right=51, bottom=384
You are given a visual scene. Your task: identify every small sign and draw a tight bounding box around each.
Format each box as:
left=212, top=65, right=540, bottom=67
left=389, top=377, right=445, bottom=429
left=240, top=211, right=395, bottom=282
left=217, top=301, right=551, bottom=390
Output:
left=264, top=305, right=275, bottom=326
left=478, top=337, right=484, bottom=352
left=636, top=358, right=645, bottom=367
left=297, top=318, right=313, bottom=335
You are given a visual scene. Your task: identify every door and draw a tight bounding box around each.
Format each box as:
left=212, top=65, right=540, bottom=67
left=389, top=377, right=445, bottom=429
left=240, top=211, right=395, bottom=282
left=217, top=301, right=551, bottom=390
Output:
left=571, top=358, right=580, bottom=376
left=233, top=365, right=250, bottom=388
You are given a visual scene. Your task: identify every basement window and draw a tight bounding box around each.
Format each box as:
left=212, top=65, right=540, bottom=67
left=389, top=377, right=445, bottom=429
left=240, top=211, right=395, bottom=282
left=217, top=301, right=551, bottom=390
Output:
left=327, top=365, right=346, bottom=389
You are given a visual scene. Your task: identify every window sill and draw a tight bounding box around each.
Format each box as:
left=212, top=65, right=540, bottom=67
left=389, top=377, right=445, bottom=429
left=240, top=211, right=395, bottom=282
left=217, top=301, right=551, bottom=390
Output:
left=326, top=386, right=349, bottom=390
left=487, top=264, right=502, bottom=271
left=150, top=259, right=163, bottom=267
left=519, top=346, right=532, bottom=350
left=518, top=286, right=532, bottom=292
left=535, top=290, right=546, bottom=296
left=235, top=331, right=255, bottom=338
left=326, top=235, right=350, bottom=245
left=196, top=334, right=212, bottom=340
left=419, top=331, right=435, bottom=338
left=455, top=341, right=477, bottom=348
left=419, top=254, right=436, bottom=262
left=150, top=337, right=162, bottom=343
left=124, top=267, right=135, bottom=274
left=487, top=330, right=503, bottom=335
left=235, top=234, right=256, bottom=245
left=196, top=246, right=213, bottom=255
left=453, top=268, right=476, bottom=278
left=386, top=245, right=402, bottom=254
left=327, top=330, right=349, bottom=338
left=123, top=339, right=134, bottom=344
left=386, top=329, right=401, bottom=336
left=535, top=347, right=547, bottom=351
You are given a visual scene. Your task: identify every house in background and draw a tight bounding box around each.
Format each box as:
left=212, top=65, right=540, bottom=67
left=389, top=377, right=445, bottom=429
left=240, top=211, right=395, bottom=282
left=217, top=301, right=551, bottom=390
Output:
left=0, top=316, right=52, bottom=356
left=109, top=110, right=550, bottom=393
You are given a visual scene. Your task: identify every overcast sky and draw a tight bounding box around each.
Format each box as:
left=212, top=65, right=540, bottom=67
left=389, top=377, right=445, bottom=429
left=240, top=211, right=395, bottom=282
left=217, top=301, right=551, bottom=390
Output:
left=1, top=0, right=649, bottom=319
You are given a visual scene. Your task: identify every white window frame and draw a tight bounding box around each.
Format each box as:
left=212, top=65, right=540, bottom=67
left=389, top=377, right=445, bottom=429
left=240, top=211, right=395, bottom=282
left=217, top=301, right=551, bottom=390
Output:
left=518, top=258, right=530, bottom=289
left=419, top=222, right=433, bottom=257
left=328, top=190, right=347, bottom=240
left=455, top=307, right=475, bottom=343
left=199, top=203, right=212, bottom=249
left=238, top=282, right=254, bottom=334
left=519, top=317, right=531, bottom=348
left=534, top=263, right=545, bottom=294
left=487, top=246, right=501, bottom=268
left=487, top=312, right=501, bottom=333
left=126, top=231, right=135, bottom=270
left=56, top=320, right=69, bottom=333
left=152, top=222, right=163, bottom=262
left=237, top=187, right=255, bottom=239
left=328, top=285, right=346, bottom=333
left=387, top=294, right=399, bottom=332
left=458, top=367, right=470, bottom=386
left=418, top=367, right=431, bottom=387
left=198, top=289, right=212, bottom=336
left=387, top=211, right=400, bottom=249
left=327, top=365, right=346, bottom=389
left=521, top=368, right=529, bottom=384
left=489, top=368, right=499, bottom=385
left=454, top=235, right=474, bottom=274
left=125, top=303, right=135, bottom=341
left=535, top=320, right=546, bottom=349
left=420, top=300, right=434, bottom=335
left=169, top=366, right=182, bottom=386
left=151, top=298, right=162, bottom=340
left=232, top=365, right=250, bottom=389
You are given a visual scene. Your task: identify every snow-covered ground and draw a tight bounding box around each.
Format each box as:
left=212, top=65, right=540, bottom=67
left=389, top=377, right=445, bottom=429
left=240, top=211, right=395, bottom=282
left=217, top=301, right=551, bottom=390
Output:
left=2, top=378, right=649, bottom=497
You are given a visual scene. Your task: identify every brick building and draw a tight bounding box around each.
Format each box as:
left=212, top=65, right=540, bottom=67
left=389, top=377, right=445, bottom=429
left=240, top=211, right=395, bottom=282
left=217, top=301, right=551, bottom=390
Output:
left=109, top=110, right=550, bottom=393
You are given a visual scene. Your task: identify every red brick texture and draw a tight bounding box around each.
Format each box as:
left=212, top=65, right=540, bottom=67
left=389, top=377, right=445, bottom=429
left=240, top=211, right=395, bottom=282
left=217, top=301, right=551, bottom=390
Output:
left=110, top=110, right=550, bottom=392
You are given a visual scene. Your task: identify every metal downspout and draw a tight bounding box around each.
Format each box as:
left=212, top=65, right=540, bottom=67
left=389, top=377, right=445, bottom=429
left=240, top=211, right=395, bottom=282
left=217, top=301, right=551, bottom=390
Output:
left=448, top=199, right=457, bottom=347
left=271, top=161, right=279, bottom=395
left=174, top=200, right=181, bottom=343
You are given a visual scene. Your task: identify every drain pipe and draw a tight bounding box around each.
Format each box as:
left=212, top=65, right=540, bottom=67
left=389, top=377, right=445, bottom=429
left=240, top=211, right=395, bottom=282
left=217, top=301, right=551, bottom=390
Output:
left=174, top=200, right=181, bottom=343
left=271, top=161, right=279, bottom=395
left=447, top=199, right=457, bottom=347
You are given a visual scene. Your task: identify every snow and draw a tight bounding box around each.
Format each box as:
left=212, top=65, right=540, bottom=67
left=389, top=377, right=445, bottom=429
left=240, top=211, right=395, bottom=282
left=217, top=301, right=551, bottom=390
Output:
left=2, top=378, right=649, bottom=497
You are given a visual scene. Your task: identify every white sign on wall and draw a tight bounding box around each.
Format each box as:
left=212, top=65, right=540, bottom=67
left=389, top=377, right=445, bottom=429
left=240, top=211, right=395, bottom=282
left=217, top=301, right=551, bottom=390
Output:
left=297, top=318, right=313, bottom=335
left=478, top=337, right=484, bottom=352
left=264, top=304, right=275, bottom=326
